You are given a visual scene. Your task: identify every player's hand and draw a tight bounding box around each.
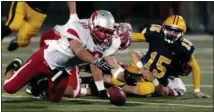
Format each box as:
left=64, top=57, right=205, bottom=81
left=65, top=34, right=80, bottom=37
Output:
left=195, top=92, right=211, bottom=98
left=140, top=68, right=154, bottom=82
left=94, top=59, right=113, bottom=72
left=99, top=89, right=108, bottom=99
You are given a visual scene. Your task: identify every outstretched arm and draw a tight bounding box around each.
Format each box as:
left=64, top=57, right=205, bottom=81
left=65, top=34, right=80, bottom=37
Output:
left=67, top=2, right=77, bottom=15
left=188, top=56, right=211, bottom=98
left=66, top=2, right=79, bottom=24
left=69, top=39, right=96, bottom=64
left=131, top=28, right=147, bottom=42
left=131, top=32, right=146, bottom=42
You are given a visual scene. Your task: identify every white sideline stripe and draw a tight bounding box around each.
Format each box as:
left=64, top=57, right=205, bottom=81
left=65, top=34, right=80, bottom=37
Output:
left=116, top=48, right=213, bottom=54
left=2, top=35, right=213, bottom=43
left=0, top=75, right=213, bottom=88
left=185, top=84, right=213, bottom=88
left=2, top=94, right=213, bottom=108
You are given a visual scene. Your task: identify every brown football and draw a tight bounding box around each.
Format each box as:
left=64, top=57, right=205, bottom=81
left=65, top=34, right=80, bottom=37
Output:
left=107, top=86, right=126, bottom=106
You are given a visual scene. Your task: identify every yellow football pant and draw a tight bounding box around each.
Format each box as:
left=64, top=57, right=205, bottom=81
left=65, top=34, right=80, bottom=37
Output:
left=5, top=1, right=47, bottom=47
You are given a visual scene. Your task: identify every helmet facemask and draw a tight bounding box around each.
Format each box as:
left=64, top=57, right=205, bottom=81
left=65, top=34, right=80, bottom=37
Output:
left=162, top=25, right=184, bottom=44
left=91, top=25, right=115, bottom=50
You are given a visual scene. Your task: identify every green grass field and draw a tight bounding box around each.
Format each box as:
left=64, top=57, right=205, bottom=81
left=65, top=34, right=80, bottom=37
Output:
left=1, top=35, right=213, bottom=112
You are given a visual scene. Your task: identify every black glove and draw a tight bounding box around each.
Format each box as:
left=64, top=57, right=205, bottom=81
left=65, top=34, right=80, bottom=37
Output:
left=98, top=89, right=108, bottom=99
left=124, top=69, right=142, bottom=86
left=94, top=59, right=113, bottom=73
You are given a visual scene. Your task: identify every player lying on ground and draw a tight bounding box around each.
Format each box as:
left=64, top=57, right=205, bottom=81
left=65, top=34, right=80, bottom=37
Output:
left=79, top=16, right=211, bottom=98
left=3, top=10, right=115, bottom=102
left=2, top=1, right=77, bottom=51
left=78, top=52, right=192, bottom=97
left=37, top=20, right=169, bottom=98
left=127, top=15, right=210, bottom=98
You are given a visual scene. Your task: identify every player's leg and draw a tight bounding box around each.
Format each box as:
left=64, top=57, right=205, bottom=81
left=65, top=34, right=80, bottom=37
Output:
left=40, top=29, right=60, bottom=48
left=3, top=46, right=51, bottom=94
left=2, top=1, right=25, bottom=40
left=64, top=66, right=81, bottom=98
left=167, top=76, right=186, bottom=96
left=47, top=76, right=68, bottom=102
left=7, top=3, right=47, bottom=51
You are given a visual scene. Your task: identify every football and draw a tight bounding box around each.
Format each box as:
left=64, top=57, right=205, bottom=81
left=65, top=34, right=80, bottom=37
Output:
left=107, top=86, right=126, bottom=106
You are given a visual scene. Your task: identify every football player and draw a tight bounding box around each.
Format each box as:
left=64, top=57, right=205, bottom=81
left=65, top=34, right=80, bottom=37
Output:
left=128, top=15, right=211, bottom=98
left=63, top=22, right=133, bottom=98
left=25, top=20, right=134, bottom=99
left=3, top=10, right=115, bottom=102
left=2, top=1, right=77, bottom=51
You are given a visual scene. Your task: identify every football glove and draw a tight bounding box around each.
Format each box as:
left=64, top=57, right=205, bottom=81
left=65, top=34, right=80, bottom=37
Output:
left=124, top=69, right=142, bottom=86
left=94, top=59, right=113, bottom=73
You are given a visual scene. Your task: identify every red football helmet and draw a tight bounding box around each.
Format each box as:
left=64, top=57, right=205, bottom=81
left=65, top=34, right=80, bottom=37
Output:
left=89, top=10, right=115, bottom=50
left=116, top=23, right=132, bottom=50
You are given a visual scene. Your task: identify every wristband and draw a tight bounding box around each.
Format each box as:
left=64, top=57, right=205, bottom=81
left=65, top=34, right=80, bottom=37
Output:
left=95, top=80, right=105, bottom=91
left=153, top=78, right=160, bottom=87
left=136, top=61, right=143, bottom=68
left=194, top=88, right=200, bottom=93
left=112, top=67, right=124, bottom=79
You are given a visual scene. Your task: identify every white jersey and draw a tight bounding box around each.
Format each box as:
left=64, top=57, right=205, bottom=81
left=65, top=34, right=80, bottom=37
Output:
left=44, top=19, right=121, bottom=70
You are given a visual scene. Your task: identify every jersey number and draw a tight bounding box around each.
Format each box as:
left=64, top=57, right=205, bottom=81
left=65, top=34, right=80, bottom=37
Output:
left=144, top=52, right=171, bottom=78
left=149, top=25, right=161, bottom=33
left=181, top=39, right=192, bottom=51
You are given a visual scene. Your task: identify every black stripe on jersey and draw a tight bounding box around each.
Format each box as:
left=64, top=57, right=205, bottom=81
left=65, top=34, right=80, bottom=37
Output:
left=7, top=1, right=18, bottom=27
left=176, top=16, right=180, bottom=25
left=173, top=15, right=177, bottom=24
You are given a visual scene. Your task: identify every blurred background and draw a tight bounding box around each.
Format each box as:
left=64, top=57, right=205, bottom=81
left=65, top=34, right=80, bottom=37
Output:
left=1, top=1, right=214, bottom=35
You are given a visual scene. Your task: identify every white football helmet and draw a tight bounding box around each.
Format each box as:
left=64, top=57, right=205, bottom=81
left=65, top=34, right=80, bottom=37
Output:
left=89, top=10, right=115, bottom=50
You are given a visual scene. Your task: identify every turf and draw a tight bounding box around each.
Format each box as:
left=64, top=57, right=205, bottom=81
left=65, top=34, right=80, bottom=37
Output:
left=1, top=35, right=213, bottom=112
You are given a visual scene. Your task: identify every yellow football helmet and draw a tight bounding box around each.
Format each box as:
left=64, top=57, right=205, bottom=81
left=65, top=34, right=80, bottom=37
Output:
left=162, top=15, right=187, bottom=44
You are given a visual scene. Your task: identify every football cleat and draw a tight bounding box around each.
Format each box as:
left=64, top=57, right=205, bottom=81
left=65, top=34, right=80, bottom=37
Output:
left=7, top=39, right=19, bottom=52
left=5, top=58, right=23, bottom=74
left=25, top=75, right=48, bottom=99
left=79, top=76, right=93, bottom=84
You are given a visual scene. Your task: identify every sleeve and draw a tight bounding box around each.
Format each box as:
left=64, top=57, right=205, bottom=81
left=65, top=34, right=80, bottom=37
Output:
left=181, top=39, right=195, bottom=61
left=64, top=23, right=82, bottom=43
left=143, top=24, right=162, bottom=42
left=187, top=56, right=200, bottom=90
left=131, top=24, right=161, bottom=43
left=131, top=31, right=146, bottom=42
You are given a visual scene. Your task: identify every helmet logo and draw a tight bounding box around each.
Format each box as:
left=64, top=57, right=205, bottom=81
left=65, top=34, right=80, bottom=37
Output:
left=91, top=11, right=99, bottom=27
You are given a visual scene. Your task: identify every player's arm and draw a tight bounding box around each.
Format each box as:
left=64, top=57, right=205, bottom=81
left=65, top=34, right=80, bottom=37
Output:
left=187, top=56, right=211, bottom=98
left=67, top=2, right=76, bottom=15
left=183, top=39, right=211, bottom=98
left=69, top=39, right=96, bottom=64
left=104, top=55, right=125, bottom=81
left=131, top=51, right=156, bottom=82
left=66, top=2, right=79, bottom=24
left=67, top=27, right=112, bottom=72
left=69, top=40, right=110, bottom=98
left=131, top=24, right=161, bottom=42
left=187, top=56, right=200, bottom=91
left=69, top=39, right=112, bottom=71
left=131, top=28, right=147, bottom=42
